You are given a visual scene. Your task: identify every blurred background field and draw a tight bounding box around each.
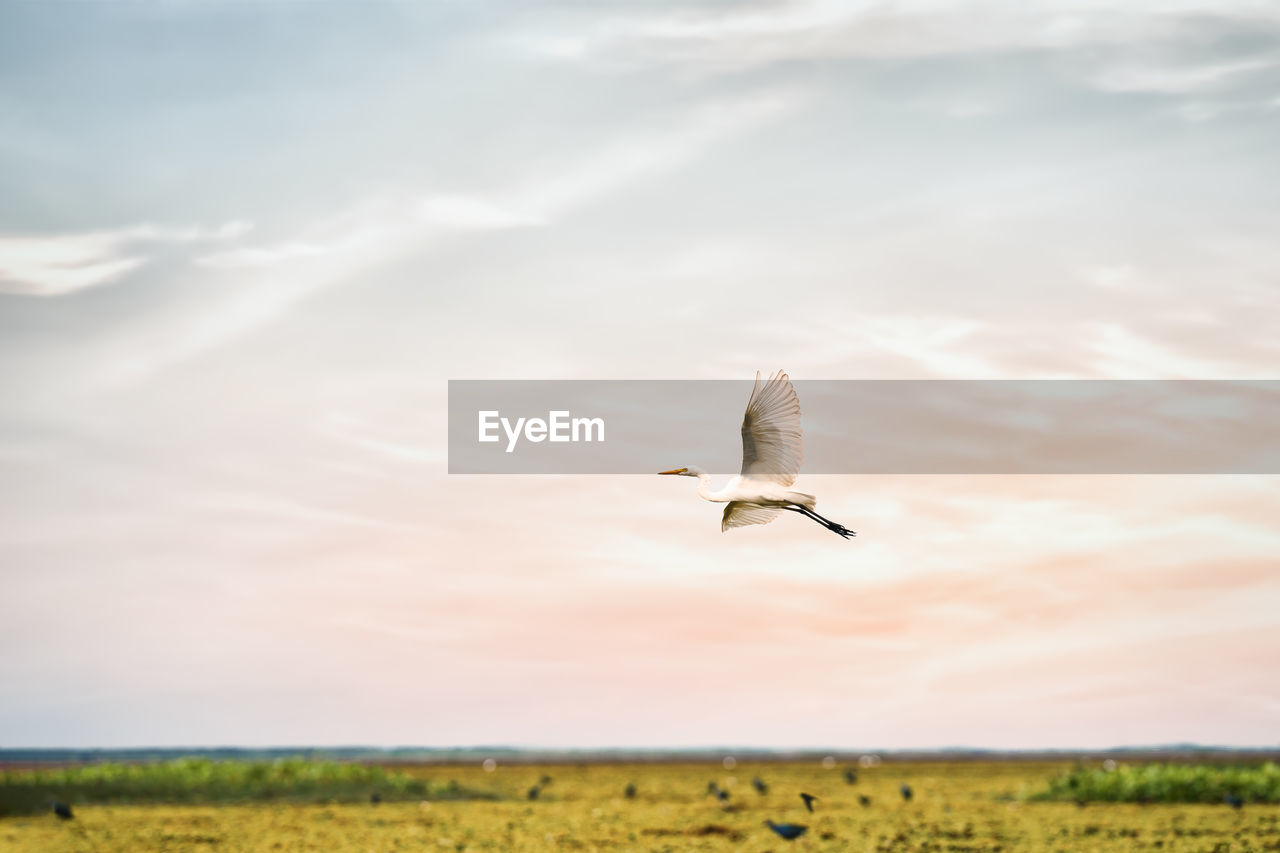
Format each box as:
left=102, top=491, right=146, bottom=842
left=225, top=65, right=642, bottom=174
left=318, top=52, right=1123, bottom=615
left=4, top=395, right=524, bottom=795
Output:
left=3, top=758, right=1278, bottom=852
left=0, top=757, right=493, bottom=816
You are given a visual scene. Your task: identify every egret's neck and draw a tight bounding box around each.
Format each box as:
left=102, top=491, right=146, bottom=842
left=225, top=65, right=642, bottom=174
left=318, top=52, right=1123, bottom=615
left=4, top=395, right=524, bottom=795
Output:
left=693, top=471, right=724, bottom=502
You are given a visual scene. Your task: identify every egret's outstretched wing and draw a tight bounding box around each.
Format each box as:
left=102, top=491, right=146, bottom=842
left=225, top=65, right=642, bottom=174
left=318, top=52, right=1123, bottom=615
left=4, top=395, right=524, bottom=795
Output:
left=722, top=502, right=782, bottom=531
left=739, top=369, right=803, bottom=486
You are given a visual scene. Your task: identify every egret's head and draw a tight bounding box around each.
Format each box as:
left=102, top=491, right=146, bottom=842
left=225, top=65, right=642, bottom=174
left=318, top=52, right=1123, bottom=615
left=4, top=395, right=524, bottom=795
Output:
left=658, top=466, right=703, bottom=477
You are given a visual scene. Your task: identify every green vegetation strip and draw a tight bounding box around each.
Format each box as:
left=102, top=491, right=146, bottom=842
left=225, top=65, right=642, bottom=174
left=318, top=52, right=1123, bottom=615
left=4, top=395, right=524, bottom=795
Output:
left=0, top=758, right=497, bottom=816
left=1035, top=762, right=1280, bottom=804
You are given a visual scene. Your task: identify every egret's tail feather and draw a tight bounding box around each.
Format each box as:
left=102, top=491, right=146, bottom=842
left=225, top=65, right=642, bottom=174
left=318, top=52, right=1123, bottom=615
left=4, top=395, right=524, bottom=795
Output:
left=786, top=491, right=817, bottom=509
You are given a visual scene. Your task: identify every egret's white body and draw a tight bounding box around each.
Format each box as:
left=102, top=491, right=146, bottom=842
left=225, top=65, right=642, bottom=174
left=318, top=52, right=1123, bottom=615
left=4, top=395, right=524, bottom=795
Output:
left=661, top=370, right=854, bottom=538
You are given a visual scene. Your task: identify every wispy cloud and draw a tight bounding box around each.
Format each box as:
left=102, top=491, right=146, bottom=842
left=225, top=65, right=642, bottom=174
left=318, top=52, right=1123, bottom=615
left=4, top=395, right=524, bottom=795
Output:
left=1170, top=95, right=1280, bottom=121
left=196, top=194, right=542, bottom=271
left=515, top=1, right=1280, bottom=72
left=189, top=491, right=424, bottom=533
left=95, top=90, right=801, bottom=389
left=199, top=92, right=795, bottom=273
left=315, top=411, right=446, bottom=467
left=1091, top=54, right=1280, bottom=94
left=1082, top=323, right=1275, bottom=378
left=0, top=221, right=250, bottom=297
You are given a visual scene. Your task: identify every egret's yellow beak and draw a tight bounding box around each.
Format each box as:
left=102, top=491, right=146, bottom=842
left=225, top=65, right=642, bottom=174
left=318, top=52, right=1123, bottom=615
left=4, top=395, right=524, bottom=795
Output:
left=658, top=468, right=687, bottom=475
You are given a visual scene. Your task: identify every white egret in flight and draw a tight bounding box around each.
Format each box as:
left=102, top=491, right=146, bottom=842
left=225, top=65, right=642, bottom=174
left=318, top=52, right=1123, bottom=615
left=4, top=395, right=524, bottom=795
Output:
left=660, top=370, right=855, bottom=538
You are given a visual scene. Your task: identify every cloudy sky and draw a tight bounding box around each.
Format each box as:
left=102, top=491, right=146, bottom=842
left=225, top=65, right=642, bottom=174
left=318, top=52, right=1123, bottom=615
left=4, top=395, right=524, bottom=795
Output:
left=1, top=0, right=1278, bottom=750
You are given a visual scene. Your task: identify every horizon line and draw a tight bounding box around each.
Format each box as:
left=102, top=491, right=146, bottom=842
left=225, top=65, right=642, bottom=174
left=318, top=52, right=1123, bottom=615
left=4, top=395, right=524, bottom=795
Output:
left=4, top=743, right=1278, bottom=756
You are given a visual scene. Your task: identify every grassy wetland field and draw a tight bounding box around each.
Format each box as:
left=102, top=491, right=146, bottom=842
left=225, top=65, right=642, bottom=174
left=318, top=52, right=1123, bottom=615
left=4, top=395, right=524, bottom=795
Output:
left=3, top=757, right=1278, bottom=852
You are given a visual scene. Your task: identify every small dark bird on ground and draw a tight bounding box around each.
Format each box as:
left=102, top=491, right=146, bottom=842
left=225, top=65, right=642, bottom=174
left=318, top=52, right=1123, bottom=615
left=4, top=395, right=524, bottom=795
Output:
left=764, top=820, right=808, bottom=841
left=52, top=801, right=74, bottom=820
left=707, top=781, right=720, bottom=795
left=624, top=783, right=637, bottom=799
left=800, top=792, right=818, bottom=812
left=1225, top=794, right=1244, bottom=809
left=752, top=776, right=768, bottom=795
left=539, top=775, right=552, bottom=786
left=858, top=794, right=872, bottom=807
left=527, top=785, right=541, bottom=801
left=369, top=792, right=381, bottom=805
left=716, top=788, right=731, bottom=804
left=900, top=782, right=913, bottom=802
left=844, top=768, right=858, bottom=785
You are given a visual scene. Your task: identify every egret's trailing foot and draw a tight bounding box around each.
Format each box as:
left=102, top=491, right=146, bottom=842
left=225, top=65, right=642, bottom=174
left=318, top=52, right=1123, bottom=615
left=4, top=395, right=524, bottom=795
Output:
left=785, top=505, right=855, bottom=539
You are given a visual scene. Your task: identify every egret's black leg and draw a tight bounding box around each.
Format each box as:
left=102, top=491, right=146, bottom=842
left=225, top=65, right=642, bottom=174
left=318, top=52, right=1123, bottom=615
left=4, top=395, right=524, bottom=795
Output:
left=806, top=507, right=856, bottom=538
left=787, top=505, right=828, bottom=529
left=784, top=505, right=856, bottom=539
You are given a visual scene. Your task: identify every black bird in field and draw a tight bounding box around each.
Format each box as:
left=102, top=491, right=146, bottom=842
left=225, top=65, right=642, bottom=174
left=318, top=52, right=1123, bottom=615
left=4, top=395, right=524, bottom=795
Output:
left=858, top=794, right=872, bottom=807
left=716, top=787, right=731, bottom=804
left=752, top=776, right=769, bottom=795
left=527, top=785, right=541, bottom=801
left=1225, top=793, right=1245, bottom=809
left=624, top=783, right=637, bottom=799
left=844, top=768, right=858, bottom=785
left=52, top=801, right=74, bottom=820
left=369, top=792, right=381, bottom=805
left=899, top=782, right=913, bottom=802
left=799, top=792, right=818, bottom=812
left=539, top=774, right=552, bottom=786
left=764, top=820, right=808, bottom=841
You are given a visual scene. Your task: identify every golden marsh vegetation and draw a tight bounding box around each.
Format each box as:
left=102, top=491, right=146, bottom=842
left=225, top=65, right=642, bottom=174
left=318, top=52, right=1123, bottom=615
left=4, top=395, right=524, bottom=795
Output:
left=4, top=759, right=1277, bottom=852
